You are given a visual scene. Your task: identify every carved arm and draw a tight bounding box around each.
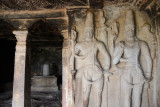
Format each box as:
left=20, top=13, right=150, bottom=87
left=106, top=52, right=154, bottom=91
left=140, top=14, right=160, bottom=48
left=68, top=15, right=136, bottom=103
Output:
left=69, top=30, right=77, bottom=74
left=107, top=22, right=119, bottom=57
left=98, top=42, right=110, bottom=71
left=112, top=42, right=124, bottom=65
left=141, top=41, right=152, bottom=80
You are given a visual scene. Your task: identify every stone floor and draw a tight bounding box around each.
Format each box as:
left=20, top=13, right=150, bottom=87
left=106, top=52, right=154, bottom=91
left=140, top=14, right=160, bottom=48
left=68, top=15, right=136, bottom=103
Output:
left=0, top=91, right=62, bottom=107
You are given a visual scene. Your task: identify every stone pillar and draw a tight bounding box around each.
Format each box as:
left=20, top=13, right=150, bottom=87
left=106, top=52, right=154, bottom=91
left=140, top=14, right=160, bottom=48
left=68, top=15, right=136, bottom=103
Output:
left=12, top=30, right=30, bottom=107
left=61, top=30, right=73, bottom=107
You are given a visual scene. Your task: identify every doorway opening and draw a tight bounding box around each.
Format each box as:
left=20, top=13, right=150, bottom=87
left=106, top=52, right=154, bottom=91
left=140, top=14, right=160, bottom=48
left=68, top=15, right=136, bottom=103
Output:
left=29, top=20, right=63, bottom=107
left=0, top=20, right=16, bottom=107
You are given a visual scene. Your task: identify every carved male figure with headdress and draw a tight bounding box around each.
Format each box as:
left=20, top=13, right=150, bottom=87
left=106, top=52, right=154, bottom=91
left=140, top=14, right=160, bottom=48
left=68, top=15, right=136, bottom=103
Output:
left=70, top=11, right=111, bottom=107
left=112, top=10, right=152, bottom=107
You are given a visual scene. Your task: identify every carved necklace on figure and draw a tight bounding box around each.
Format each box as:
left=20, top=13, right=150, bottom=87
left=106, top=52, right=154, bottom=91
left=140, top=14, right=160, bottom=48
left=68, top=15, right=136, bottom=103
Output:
left=124, top=37, right=138, bottom=47
left=124, top=41, right=135, bottom=47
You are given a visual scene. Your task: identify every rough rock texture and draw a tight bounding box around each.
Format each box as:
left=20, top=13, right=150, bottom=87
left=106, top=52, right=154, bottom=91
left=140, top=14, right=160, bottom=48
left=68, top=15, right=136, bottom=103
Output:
left=0, top=0, right=88, bottom=10
left=0, top=0, right=157, bottom=11
left=67, top=1, right=160, bottom=106
left=31, top=91, right=62, bottom=107
left=0, top=0, right=160, bottom=107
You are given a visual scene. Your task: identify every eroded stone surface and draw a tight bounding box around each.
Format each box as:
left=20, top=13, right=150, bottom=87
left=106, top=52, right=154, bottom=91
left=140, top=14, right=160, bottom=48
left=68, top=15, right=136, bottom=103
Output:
left=111, top=10, right=152, bottom=107
left=0, top=1, right=160, bottom=107
left=70, top=11, right=111, bottom=107
left=69, top=5, right=157, bottom=107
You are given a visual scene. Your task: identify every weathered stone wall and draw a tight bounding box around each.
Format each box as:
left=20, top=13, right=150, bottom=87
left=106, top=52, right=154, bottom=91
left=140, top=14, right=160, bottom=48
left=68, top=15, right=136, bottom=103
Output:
left=68, top=3, right=160, bottom=107
left=0, top=0, right=160, bottom=107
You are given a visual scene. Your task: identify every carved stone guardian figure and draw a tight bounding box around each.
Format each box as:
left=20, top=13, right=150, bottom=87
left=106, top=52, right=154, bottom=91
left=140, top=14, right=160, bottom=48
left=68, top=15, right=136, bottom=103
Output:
left=112, top=10, right=152, bottom=107
left=70, top=12, right=111, bottom=107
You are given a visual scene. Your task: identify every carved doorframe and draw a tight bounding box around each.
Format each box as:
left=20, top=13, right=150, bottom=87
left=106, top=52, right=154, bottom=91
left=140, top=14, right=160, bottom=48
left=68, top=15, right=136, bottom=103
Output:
left=61, top=29, right=73, bottom=107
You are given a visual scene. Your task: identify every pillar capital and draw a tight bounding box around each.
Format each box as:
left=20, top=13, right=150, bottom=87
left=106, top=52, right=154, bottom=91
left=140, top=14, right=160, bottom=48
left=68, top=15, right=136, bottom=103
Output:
left=13, top=30, right=28, bottom=42
left=61, top=30, right=69, bottom=49
left=61, top=30, right=68, bottom=40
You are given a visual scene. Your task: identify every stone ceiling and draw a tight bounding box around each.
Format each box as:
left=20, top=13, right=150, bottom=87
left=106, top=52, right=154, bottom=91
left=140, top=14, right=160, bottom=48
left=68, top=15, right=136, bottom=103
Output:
left=0, top=0, right=158, bottom=11
left=0, top=0, right=88, bottom=10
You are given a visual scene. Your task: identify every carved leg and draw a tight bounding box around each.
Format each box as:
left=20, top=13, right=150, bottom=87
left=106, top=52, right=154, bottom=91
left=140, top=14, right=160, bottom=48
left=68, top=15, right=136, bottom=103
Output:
left=91, top=78, right=103, bottom=107
left=75, top=77, right=83, bottom=107
left=83, top=82, right=91, bottom=107
left=132, top=84, right=144, bottom=107
left=121, top=78, right=132, bottom=107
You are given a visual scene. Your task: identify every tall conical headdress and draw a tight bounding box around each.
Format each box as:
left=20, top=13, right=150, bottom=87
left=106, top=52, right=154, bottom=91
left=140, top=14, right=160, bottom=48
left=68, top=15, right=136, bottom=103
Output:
left=85, top=12, right=94, bottom=29
left=125, top=10, right=135, bottom=29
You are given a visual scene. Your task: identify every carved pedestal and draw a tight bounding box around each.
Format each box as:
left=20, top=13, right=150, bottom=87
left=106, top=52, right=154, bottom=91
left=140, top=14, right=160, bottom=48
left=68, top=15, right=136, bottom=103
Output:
left=31, top=76, right=58, bottom=92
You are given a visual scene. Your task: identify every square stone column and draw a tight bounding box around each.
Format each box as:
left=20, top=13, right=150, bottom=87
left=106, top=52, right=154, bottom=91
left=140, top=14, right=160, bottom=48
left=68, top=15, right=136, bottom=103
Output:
left=12, top=30, right=30, bottom=107
left=61, top=30, right=73, bottom=107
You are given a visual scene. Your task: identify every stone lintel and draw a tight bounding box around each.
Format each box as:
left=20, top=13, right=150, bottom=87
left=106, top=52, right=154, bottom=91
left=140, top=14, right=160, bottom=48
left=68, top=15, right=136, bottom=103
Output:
left=0, top=9, right=66, bottom=19
left=5, top=18, right=68, bottom=31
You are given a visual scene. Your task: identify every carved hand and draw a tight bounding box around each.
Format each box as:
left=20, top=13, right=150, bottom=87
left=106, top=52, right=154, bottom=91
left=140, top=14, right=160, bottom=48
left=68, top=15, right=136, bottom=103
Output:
left=108, top=27, right=118, bottom=41
left=120, top=58, right=135, bottom=63
left=112, top=65, right=123, bottom=77
left=145, top=74, right=152, bottom=82
left=103, top=70, right=113, bottom=82
left=103, top=66, right=109, bottom=72
left=144, top=75, right=152, bottom=89
left=111, top=33, right=118, bottom=41
left=103, top=68, right=113, bottom=76
left=108, top=22, right=119, bottom=41
left=119, top=41, right=124, bottom=48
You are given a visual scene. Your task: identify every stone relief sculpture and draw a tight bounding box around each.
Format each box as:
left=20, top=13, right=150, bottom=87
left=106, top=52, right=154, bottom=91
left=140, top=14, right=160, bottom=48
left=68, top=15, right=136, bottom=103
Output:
left=95, top=11, right=120, bottom=107
left=141, top=23, right=156, bottom=59
left=95, top=11, right=108, bottom=49
left=112, top=10, right=152, bottom=107
left=107, top=21, right=119, bottom=58
left=70, top=8, right=154, bottom=107
left=70, top=12, right=111, bottom=107
left=70, top=29, right=77, bottom=96
left=70, top=29, right=77, bottom=75
left=95, top=10, right=119, bottom=57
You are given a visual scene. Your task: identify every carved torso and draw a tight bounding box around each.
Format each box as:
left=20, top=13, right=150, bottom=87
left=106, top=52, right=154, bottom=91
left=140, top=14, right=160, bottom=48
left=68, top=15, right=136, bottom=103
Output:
left=123, top=40, right=140, bottom=66
left=75, top=41, right=100, bottom=67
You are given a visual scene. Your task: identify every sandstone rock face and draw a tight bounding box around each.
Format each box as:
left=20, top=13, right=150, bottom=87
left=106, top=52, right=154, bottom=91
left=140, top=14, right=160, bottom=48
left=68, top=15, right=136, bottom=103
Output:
left=0, top=1, right=159, bottom=107
left=69, top=5, right=157, bottom=107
